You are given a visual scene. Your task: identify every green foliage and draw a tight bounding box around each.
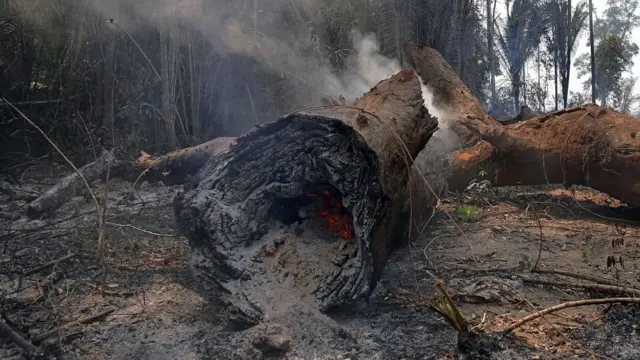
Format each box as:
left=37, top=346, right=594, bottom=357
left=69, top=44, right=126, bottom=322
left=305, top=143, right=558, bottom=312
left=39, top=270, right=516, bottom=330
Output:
left=518, top=254, right=532, bottom=270
left=456, top=204, right=478, bottom=222
left=575, top=0, right=640, bottom=108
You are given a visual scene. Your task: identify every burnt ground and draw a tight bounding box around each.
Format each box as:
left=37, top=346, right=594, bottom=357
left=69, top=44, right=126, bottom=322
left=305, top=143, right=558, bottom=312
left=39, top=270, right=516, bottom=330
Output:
left=1, top=163, right=640, bottom=360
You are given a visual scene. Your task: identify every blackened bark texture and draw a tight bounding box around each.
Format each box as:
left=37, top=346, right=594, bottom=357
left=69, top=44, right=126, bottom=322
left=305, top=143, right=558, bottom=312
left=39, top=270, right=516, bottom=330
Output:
left=407, top=44, right=640, bottom=207
left=173, top=69, right=438, bottom=326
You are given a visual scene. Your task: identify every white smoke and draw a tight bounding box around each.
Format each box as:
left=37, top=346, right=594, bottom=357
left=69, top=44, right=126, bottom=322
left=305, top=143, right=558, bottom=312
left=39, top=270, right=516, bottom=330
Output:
left=327, top=30, right=402, bottom=101
left=8, top=0, right=459, bottom=144
left=417, top=76, right=462, bottom=153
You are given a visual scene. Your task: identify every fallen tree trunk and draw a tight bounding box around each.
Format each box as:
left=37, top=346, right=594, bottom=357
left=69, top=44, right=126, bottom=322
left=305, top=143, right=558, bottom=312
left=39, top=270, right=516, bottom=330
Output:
left=406, top=44, right=640, bottom=207
left=25, top=137, right=236, bottom=219
left=173, top=69, right=438, bottom=326
left=26, top=150, right=119, bottom=219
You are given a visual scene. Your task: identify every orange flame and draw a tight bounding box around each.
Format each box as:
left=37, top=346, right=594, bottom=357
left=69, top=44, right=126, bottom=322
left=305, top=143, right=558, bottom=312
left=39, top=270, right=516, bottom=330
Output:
left=316, top=190, right=352, bottom=239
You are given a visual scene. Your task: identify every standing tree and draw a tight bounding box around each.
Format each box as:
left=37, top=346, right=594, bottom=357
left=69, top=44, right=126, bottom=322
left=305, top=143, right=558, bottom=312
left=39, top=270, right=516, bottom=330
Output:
left=544, top=0, right=588, bottom=109
left=487, top=0, right=497, bottom=110
left=588, top=0, right=596, bottom=103
left=575, top=0, right=640, bottom=108
left=494, top=0, right=548, bottom=114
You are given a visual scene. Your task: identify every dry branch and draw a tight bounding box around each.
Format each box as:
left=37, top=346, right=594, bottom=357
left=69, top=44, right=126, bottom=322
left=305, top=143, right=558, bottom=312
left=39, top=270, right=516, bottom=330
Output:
left=501, top=297, right=640, bottom=334
left=25, top=138, right=236, bottom=219
left=133, top=136, right=236, bottom=184
left=406, top=44, right=640, bottom=207
left=32, top=307, right=116, bottom=344
left=531, top=268, right=633, bottom=288
left=174, top=69, right=438, bottom=326
left=25, top=150, right=117, bottom=219
left=23, top=252, right=77, bottom=276
left=0, top=320, right=42, bottom=357
left=520, top=276, right=640, bottom=296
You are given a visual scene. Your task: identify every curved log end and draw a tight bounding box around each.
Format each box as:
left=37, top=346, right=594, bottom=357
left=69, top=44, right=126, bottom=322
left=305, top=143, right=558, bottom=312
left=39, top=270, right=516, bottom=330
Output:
left=174, top=115, right=386, bottom=326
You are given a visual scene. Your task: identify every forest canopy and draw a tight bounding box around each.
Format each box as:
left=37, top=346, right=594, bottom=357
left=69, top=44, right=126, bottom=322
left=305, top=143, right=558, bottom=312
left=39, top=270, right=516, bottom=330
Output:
left=0, top=0, right=638, bottom=164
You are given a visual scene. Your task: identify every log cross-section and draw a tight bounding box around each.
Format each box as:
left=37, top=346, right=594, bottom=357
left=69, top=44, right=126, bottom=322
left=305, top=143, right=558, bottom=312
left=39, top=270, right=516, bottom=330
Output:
left=173, top=69, right=438, bottom=326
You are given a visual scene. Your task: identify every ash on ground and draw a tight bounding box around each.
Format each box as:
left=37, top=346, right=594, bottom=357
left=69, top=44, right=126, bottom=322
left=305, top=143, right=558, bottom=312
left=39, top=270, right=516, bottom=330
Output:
left=2, top=166, right=640, bottom=359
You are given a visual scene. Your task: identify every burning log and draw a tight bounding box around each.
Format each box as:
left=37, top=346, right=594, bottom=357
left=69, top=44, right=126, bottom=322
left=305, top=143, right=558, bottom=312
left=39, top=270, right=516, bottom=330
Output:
left=174, top=69, right=438, bottom=326
left=407, top=44, right=640, bottom=207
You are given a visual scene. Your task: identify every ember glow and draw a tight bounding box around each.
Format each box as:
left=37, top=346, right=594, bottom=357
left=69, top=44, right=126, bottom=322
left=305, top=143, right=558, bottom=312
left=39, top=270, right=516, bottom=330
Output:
left=316, top=190, right=353, bottom=240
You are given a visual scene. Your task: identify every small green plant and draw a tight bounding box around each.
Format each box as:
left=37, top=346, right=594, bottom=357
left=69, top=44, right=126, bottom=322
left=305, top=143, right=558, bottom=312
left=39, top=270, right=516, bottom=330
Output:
left=479, top=169, right=488, bottom=178
left=518, top=254, right=531, bottom=270
left=456, top=204, right=478, bottom=222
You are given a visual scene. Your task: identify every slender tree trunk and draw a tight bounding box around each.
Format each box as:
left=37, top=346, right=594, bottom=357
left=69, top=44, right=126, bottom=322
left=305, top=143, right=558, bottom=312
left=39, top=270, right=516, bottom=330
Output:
left=486, top=0, right=496, bottom=110
left=160, top=24, right=179, bottom=150
left=513, top=70, right=521, bottom=113
left=103, top=28, right=116, bottom=142
left=564, top=0, right=572, bottom=108
left=522, top=60, right=527, bottom=105
left=588, top=0, right=596, bottom=104
left=554, top=47, right=559, bottom=110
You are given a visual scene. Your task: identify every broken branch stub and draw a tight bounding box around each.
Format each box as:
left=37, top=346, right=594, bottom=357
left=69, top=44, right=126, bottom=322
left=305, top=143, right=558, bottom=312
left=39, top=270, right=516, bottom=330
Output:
left=173, top=70, right=438, bottom=326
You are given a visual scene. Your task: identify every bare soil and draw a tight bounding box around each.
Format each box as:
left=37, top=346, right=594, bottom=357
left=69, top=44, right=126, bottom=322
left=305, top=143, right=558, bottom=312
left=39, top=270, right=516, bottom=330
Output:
left=1, top=163, right=640, bottom=360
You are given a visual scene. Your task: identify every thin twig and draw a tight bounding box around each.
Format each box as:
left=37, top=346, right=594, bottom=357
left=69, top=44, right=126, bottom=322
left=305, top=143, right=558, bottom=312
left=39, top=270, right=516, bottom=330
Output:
left=105, top=222, right=176, bottom=237
left=520, top=276, right=640, bottom=296
left=532, top=269, right=634, bottom=288
left=0, top=320, right=42, bottom=356
left=23, top=253, right=77, bottom=276
left=501, top=297, right=640, bottom=334
left=33, top=307, right=116, bottom=344
left=531, top=202, right=544, bottom=271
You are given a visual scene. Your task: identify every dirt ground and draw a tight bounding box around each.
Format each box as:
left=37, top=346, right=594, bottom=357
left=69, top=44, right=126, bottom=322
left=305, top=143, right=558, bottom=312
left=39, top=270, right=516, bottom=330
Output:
left=1, top=163, right=640, bottom=360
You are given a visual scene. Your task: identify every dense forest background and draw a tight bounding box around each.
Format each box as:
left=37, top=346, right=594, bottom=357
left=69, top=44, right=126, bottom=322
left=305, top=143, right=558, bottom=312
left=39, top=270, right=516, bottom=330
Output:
left=1, top=0, right=638, bottom=166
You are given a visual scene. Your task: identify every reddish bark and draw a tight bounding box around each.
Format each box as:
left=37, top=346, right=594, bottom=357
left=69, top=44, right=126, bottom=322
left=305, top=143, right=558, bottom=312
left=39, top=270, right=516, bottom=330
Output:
left=407, top=43, right=640, bottom=207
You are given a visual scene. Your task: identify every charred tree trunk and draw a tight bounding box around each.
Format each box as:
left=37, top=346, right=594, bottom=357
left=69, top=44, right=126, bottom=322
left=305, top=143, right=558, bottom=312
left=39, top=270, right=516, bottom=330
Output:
left=173, top=70, right=438, bottom=326
left=26, top=137, right=236, bottom=219
left=406, top=44, right=640, bottom=207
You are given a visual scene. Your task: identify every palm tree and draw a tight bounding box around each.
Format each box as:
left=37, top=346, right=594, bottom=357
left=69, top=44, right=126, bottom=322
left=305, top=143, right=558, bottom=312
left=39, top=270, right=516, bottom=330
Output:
left=545, top=0, right=588, bottom=108
left=588, top=0, right=596, bottom=103
left=494, top=0, right=548, bottom=113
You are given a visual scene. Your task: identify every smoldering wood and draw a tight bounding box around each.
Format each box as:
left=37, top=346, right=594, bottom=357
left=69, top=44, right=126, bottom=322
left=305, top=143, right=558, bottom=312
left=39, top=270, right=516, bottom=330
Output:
left=407, top=43, right=640, bottom=207
left=174, top=69, right=438, bottom=326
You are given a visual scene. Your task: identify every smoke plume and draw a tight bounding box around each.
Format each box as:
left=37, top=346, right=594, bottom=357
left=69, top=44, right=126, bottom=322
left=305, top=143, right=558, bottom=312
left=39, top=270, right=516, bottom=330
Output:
left=8, top=0, right=460, bottom=146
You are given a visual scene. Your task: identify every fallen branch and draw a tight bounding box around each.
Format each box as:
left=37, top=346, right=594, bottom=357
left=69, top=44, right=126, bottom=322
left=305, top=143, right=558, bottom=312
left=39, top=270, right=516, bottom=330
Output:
left=104, top=221, right=176, bottom=237
left=1, top=98, right=104, bottom=223
left=531, top=268, right=634, bottom=288
left=25, top=137, right=236, bottom=219
left=501, top=297, right=640, bottom=334
left=0, top=319, right=42, bottom=357
left=23, top=253, right=77, bottom=276
left=32, top=307, right=116, bottom=344
left=520, top=276, right=640, bottom=296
